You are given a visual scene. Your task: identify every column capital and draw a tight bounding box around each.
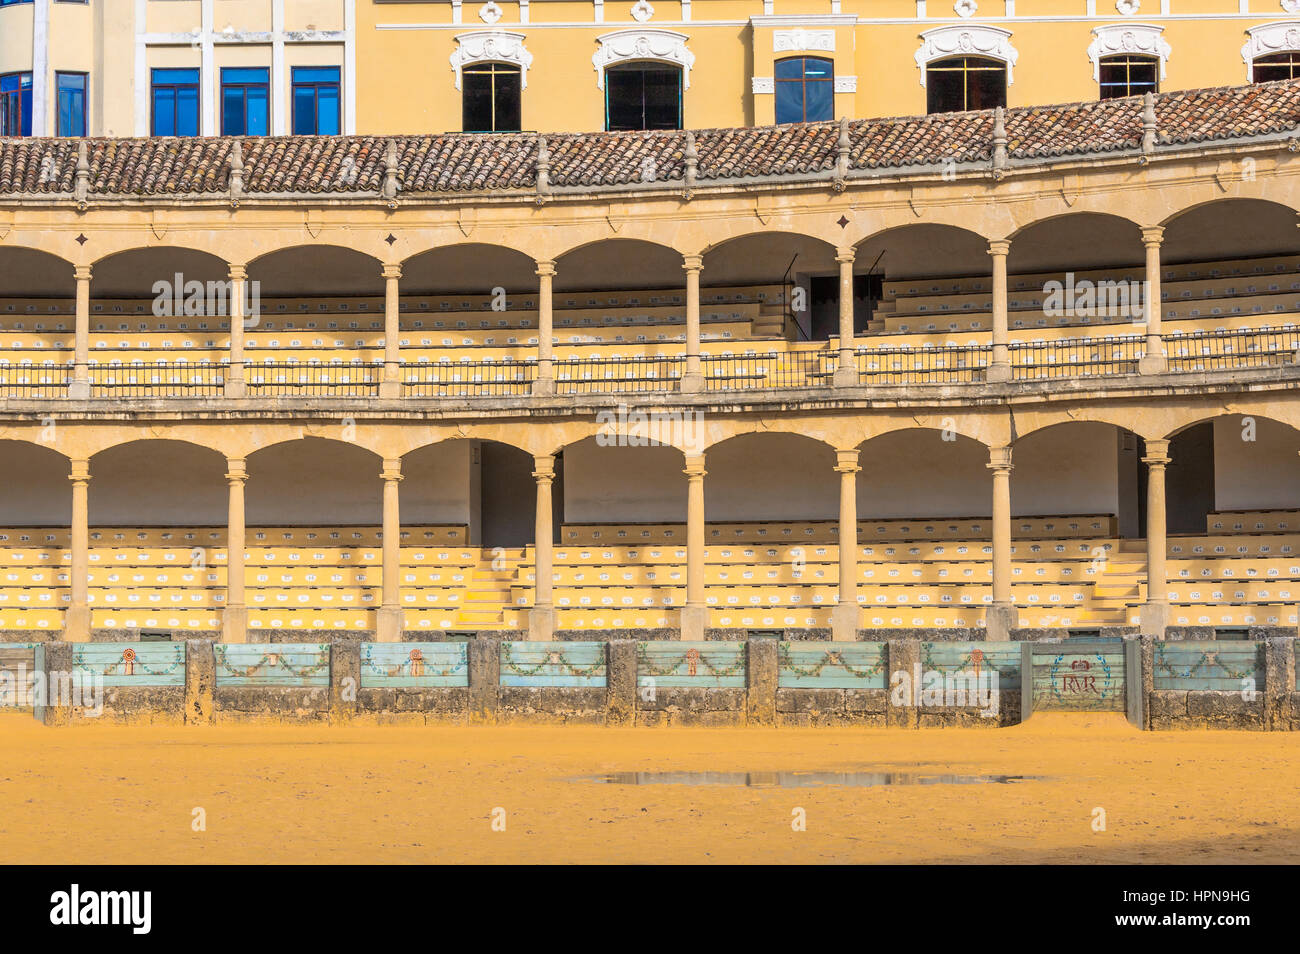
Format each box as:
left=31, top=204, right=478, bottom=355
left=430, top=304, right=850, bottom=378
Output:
left=987, top=238, right=1011, bottom=257
left=532, top=454, right=556, bottom=481
left=227, top=263, right=248, bottom=281
left=835, top=246, right=856, bottom=264
left=68, top=460, right=91, bottom=482
left=381, top=458, right=403, bottom=482
left=683, top=453, right=707, bottom=478
left=381, top=264, right=403, bottom=281
left=1140, top=225, right=1165, bottom=247
left=73, top=264, right=92, bottom=282
left=1141, top=438, right=1171, bottom=466
left=833, top=448, right=860, bottom=473
left=224, top=458, right=248, bottom=483
left=682, top=254, right=704, bottom=273
left=535, top=260, right=557, bottom=278
left=986, top=445, right=1013, bottom=473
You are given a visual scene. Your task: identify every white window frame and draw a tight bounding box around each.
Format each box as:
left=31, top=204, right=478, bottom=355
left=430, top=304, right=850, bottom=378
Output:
left=1241, top=22, right=1300, bottom=82
left=1088, top=23, right=1171, bottom=83
left=450, top=31, right=534, bottom=90
left=914, top=25, right=1018, bottom=87
left=592, top=29, right=695, bottom=90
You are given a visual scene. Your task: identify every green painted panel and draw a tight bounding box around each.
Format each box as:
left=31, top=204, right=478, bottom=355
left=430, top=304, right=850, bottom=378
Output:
left=500, top=641, right=606, bottom=687
left=777, top=641, right=885, bottom=689
left=361, top=641, right=468, bottom=688
left=215, top=643, right=330, bottom=687
left=1031, top=649, right=1125, bottom=711
left=73, top=642, right=185, bottom=687
left=637, top=641, right=746, bottom=688
left=1154, top=641, right=1263, bottom=692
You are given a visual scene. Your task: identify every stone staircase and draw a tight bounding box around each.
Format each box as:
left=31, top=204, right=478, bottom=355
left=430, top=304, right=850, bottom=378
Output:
left=1078, top=540, right=1147, bottom=625
left=455, top=547, right=526, bottom=628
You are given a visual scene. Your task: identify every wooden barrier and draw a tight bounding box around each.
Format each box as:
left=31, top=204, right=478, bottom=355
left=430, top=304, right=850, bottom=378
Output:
left=1021, top=639, right=1127, bottom=715
left=360, top=642, right=468, bottom=688
left=0, top=641, right=37, bottom=708
left=777, top=642, right=886, bottom=689
left=500, top=641, right=606, bottom=688
left=72, top=642, right=185, bottom=687
left=214, top=643, right=330, bottom=687
left=1153, top=640, right=1264, bottom=691
left=636, top=641, right=746, bottom=688
left=921, top=641, right=1020, bottom=689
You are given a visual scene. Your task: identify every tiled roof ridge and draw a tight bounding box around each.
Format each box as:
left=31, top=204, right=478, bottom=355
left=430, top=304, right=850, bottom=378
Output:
left=0, top=79, right=1296, bottom=198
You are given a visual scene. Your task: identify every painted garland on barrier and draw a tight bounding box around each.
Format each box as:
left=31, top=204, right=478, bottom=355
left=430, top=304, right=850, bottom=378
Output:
left=500, top=645, right=605, bottom=677
left=1048, top=652, right=1116, bottom=710
left=361, top=645, right=466, bottom=678
left=921, top=644, right=1015, bottom=679
left=1153, top=645, right=1260, bottom=680
left=636, top=645, right=747, bottom=678
left=778, top=645, right=885, bottom=679
left=214, top=646, right=330, bottom=679
left=76, top=645, right=185, bottom=677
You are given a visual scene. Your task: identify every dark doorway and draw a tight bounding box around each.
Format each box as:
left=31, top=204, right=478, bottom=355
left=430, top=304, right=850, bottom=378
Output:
left=1139, top=425, right=1214, bottom=537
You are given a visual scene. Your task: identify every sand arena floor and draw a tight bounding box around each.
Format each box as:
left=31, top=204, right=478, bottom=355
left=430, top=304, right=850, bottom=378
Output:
left=0, top=713, right=1296, bottom=864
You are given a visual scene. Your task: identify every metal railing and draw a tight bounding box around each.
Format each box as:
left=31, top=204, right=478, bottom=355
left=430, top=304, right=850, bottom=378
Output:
left=702, top=350, right=829, bottom=390
left=1163, top=326, right=1300, bottom=373
left=0, top=363, right=71, bottom=399
left=854, top=343, right=990, bottom=385
left=403, top=360, right=534, bottom=397
left=245, top=361, right=379, bottom=397
left=88, top=362, right=224, bottom=398
left=554, top=354, right=682, bottom=394
left=1009, top=335, right=1144, bottom=380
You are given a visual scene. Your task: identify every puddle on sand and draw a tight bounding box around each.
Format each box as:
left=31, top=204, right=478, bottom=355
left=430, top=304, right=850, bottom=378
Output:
left=574, top=771, right=1042, bottom=787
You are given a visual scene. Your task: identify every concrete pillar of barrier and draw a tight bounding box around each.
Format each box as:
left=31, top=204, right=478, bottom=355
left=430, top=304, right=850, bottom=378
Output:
left=40, top=641, right=73, bottom=727
left=184, top=639, right=215, bottom=725
left=885, top=639, right=920, bottom=729
left=468, top=637, right=500, bottom=725
left=606, top=640, right=637, bottom=726
left=745, top=638, right=778, bottom=726
left=1139, top=635, right=1155, bottom=731
left=330, top=639, right=361, bottom=724
left=1264, top=637, right=1294, bottom=731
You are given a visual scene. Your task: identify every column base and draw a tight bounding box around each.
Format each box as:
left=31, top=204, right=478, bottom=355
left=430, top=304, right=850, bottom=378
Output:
left=680, top=603, right=708, bottom=641
left=830, top=601, right=859, bottom=641
left=223, top=379, right=247, bottom=399
left=528, top=604, right=556, bottom=641
left=1138, top=600, right=1170, bottom=638
left=679, top=372, right=705, bottom=394
left=531, top=376, right=556, bottom=397
left=379, top=379, right=402, bottom=400
left=985, top=602, right=1019, bottom=641
left=63, top=604, right=91, bottom=642
left=831, top=364, right=858, bottom=388
left=985, top=361, right=1012, bottom=383
left=1138, top=351, right=1167, bottom=375
left=221, top=605, right=248, bottom=644
left=68, top=378, right=90, bottom=400
left=376, top=605, right=403, bottom=642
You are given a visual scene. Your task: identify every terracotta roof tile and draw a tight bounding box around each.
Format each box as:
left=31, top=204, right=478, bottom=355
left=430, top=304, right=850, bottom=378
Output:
left=1, top=79, right=1297, bottom=198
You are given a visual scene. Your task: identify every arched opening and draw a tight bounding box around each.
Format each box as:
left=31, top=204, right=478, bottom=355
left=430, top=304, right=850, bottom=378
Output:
left=702, top=232, right=837, bottom=341
left=89, top=440, right=227, bottom=527
left=560, top=436, right=686, bottom=532
left=707, top=433, right=837, bottom=521
left=854, top=225, right=990, bottom=338
left=1013, top=422, right=1143, bottom=537
left=402, top=439, right=538, bottom=548
left=0, top=441, right=71, bottom=632
left=856, top=429, right=988, bottom=520
left=0, top=248, right=76, bottom=395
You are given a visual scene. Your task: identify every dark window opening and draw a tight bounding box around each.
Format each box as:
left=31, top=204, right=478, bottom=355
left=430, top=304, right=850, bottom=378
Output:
left=925, top=56, right=1006, bottom=114
left=151, top=68, right=200, bottom=137
left=1252, top=51, right=1300, bottom=83
left=462, top=62, right=522, bottom=132
left=774, top=56, right=834, bottom=123
left=605, top=63, right=682, bottom=131
left=0, top=71, right=33, bottom=137
left=1098, top=54, right=1158, bottom=99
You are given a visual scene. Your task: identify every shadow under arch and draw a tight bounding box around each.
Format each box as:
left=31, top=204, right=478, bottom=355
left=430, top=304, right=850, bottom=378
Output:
left=0, top=246, right=76, bottom=298
left=552, top=237, right=684, bottom=292
left=400, top=243, right=539, bottom=297
left=702, top=431, right=838, bottom=522
left=854, top=427, right=991, bottom=521
left=87, top=439, right=229, bottom=528
left=1006, top=211, right=1144, bottom=274
left=0, top=439, right=73, bottom=528
left=1159, top=197, right=1299, bottom=265
left=854, top=222, right=991, bottom=281
left=402, top=438, right=539, bottom=547
left=244, top=437, right=384, bottom=527
left=90, top=246, right=230, bottom=299
left=247, top=244, right=386, bottom=298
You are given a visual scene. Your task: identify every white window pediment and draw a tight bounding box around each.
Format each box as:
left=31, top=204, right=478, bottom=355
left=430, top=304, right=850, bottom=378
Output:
left=1088, top=24, right=1171, bottom=81
left=774, top=29, right=835, bottom=53
left=1242, top=21, right=1300, bottom=78
left=450, top=31, right=534, bottom=90
left=592, top=29, right=695, bottom=89
left=915, top=25, right=1018, bottom=87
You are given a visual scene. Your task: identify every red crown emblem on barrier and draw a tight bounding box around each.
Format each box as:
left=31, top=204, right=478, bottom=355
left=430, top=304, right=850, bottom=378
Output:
left=1070, top=659, right=1090, bottom=671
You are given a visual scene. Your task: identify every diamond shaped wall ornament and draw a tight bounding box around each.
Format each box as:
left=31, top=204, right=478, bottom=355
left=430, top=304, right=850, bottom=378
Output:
left=479, top=1, right=503, bottom=24
left=631, top=0, right=655, bottom=21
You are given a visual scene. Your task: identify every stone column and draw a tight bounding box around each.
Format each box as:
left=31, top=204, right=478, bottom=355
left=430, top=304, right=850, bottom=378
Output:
left=222, top=458, right=248, bottom=644
left=65, top=460, right=91, bottom=642
left=681, top=453, right=708, bottom=640
left=380, top=264, right=402, bottom=398
left=831, top=448, right=860, bottom=641
left=745, top=637, right=778, bottom=725
left=533, top=260, right=556, bottom=396
left=987, top=239, right=1012, bottom=382
left=529, top=455, right=556, bottom=640
left=225, top=264, right=247, bottom=398
left=832, top=246, right=858, bottom=386
left=1138, top=226, right=1167, bottom=374
left=986, top=446, right=1019, bottom=639
left=70, top=265, right=91, bottom=399
left=681, top=254, right=705, bottom=393
left=1141, top=438, right=1171, bottom=636
left=377, top=458, right=404, bottom=642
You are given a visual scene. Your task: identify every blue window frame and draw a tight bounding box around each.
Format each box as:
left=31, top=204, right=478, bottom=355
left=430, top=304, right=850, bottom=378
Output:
left=56, top=72, right=87, bottom=136
left=152, top=68, right=200, bottom=137
left=0, top=0, right=35, bottom=6
left=291, top=66, right=340, bottom=135
left=221, top=67, right=269, bottom=136
left=0, top=72, right=32, bottom=137
left=774, top=57, right=834, bottom=124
